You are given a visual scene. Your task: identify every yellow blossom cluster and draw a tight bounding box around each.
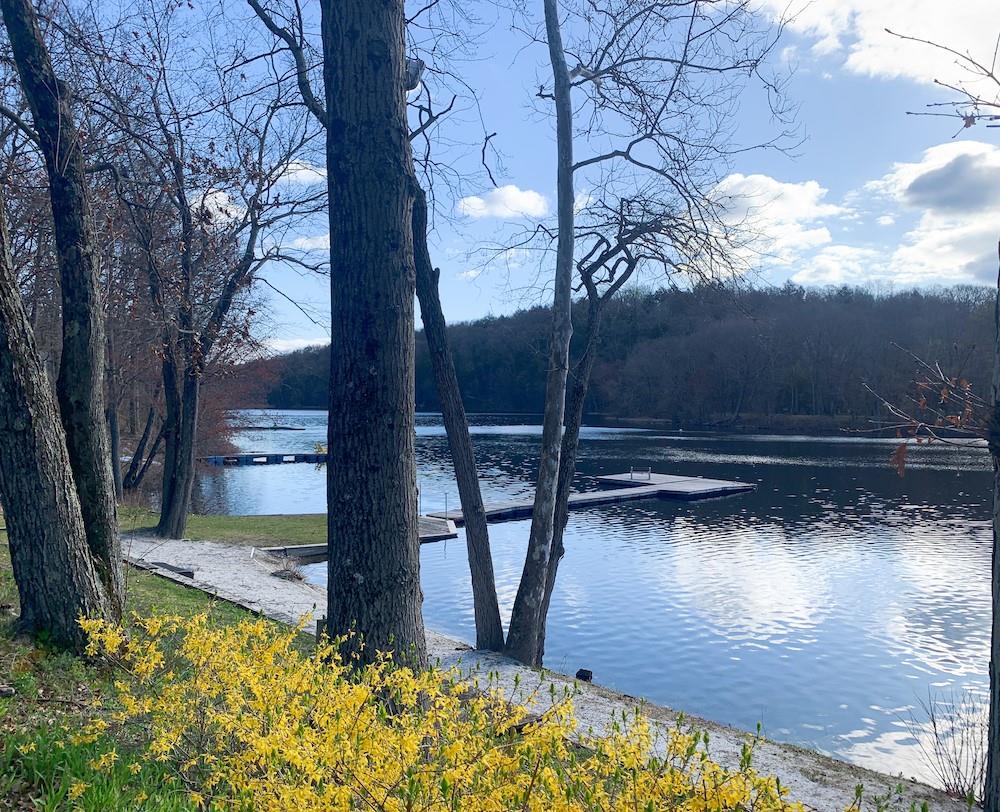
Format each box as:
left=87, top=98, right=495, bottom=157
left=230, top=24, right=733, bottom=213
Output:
left=79, top=613, right=806, bottom=812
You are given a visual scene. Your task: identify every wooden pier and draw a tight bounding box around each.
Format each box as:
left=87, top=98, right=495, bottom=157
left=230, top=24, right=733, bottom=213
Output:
left=262, top=516, right=458, bottom=562
left=200, top=452, right=327, bottom=466
left=428, top=471, right=754, bottom=527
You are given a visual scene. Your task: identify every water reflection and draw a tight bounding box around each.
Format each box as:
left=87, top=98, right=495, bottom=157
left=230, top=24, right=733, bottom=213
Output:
left=195, top=409, right=992, bottom=784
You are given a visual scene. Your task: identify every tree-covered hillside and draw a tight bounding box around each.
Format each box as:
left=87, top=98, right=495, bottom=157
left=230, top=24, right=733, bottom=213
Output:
left=241, top=284, right=993, bottom=428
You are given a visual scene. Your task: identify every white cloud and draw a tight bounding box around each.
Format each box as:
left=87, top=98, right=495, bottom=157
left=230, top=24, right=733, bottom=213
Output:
left=715, top=173, right=848, bottom=263
left=266, top=337, right=329, bottom=354
left=196, top=189, right=244, bottom=223
left=457, top=185, right=549, bottom=219
left=869, top=141, right=1000, bottom=284
left=760, top=0, right=997, bottom=86
left=791, top=245, right=886, bottom=285
left=866, top=141, right=1000, bottom=210
left=282, top=160, right=326, bottom=184
left=291, top=233, right=330, bottom=252
left=782, top=141, right=1000, bottom=287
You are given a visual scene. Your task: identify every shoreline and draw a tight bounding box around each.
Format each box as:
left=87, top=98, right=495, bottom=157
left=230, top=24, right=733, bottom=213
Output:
left=224, top=407, right=987, bottom=442
left=123, top=530, right=971, bottom=812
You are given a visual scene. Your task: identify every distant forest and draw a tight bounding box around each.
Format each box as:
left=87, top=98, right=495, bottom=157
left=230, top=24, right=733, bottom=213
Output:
left=240, top=285, right=993, bottom=429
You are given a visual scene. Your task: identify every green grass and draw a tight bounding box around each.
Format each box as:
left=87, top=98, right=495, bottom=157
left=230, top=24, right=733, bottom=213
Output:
left=0, top=514, right=311, bottom=811
left=118, top=506, right=327, bottom=547
left=1, top=727, right=195, bottom=811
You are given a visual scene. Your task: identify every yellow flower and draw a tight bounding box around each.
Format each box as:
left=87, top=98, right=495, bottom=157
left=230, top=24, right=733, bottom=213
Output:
left=89, top=749, right=118, bottom=772
left=77, top=611, right=807, bottom=812
left=68, top=780, right=87, bottom=800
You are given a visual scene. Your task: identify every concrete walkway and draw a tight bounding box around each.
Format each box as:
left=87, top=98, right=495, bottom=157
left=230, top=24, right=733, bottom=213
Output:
left=123, top=532, right=967, bottom=812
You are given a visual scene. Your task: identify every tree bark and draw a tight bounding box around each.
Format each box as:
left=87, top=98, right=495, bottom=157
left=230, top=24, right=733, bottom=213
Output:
left=413, top=186, right=504, bottom=651
left=985, top=240, right=1000, bottom=812
left=107, top=404, right=123, bottom=501
left=1, top=0, right=122, bottom=616
left=157, top=347, right=181, bottom=529
left=321, top=0, right=426, bottom=666
left=504, top=0, right=575, bottom=667
left=123, top=404, right=157, bottom=490
left=537, top=298, right=605, bottom=661
left=0, top=191, right=113, bottom=650
left=157, top=370, right=199, bottom=539
left=106, top=335, right=123, bottom=500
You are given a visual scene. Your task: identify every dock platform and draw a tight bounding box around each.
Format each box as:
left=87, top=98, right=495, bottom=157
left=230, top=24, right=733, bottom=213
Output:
left=261, top=516, right=458, bottom=562
left=201, top=452, right=328, bottom=466
left=595, top=471, right=756, bottom=499
left=428, top=471, right=754, bottom=527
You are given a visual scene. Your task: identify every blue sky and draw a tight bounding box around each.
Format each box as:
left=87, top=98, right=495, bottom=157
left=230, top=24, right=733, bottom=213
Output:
left=261, top=0, right=999, bottom=352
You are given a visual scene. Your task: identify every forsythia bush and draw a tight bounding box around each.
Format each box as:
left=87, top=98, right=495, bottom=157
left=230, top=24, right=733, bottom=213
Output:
left=78, top=613, right=805, bottom=812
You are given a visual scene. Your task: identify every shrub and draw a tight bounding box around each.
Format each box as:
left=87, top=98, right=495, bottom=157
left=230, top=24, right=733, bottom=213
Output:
left=78, top=613, right=804, bottom=811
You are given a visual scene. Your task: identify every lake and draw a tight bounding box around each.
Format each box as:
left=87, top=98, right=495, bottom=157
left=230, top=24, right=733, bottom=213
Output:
left=194, top=409, right=992, bottom=784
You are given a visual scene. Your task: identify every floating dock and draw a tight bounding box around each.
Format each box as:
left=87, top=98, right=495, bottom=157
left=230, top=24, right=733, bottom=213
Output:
left=200, top=452, right=327, bottom=466
left=594, top=471, right=756, bottom=498
left=261, top=515, right=458, bottom=562
left=428, top=471, right=754, bottom=527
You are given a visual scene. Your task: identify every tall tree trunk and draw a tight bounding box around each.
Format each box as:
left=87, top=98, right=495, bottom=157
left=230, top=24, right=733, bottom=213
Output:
left=413, top=186, right=504, bottom=651
left=127, top=395, right=138, bottom=436
left=504, top=0, right=575, bottom=667
left=985, top=241, right=1000, bottom=812
left=0, top=192, right=112, bottom=650
left=157, top=351, right=181, bottom=533
left=158, top=371, right=199, bottom=538
left=321, top=0, right=426, bottom=666
left=2, top=0, right=122, bottom=615
left=536, top=300, right=604, bottom=661
left=107, top=405, right=123, bottom=500
left=106, top=335, right=123, bottom=500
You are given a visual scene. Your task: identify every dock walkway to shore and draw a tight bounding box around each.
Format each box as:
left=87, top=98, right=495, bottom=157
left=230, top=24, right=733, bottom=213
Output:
left=428, top=470, right=755, bottom=527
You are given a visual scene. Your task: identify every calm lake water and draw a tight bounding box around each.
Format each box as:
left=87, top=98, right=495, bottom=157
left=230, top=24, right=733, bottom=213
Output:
left=195, top=409, right=992, bottom=784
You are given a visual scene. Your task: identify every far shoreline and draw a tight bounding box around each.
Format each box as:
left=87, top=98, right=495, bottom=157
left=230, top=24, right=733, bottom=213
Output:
left=225, top=406, right=986, bottom=442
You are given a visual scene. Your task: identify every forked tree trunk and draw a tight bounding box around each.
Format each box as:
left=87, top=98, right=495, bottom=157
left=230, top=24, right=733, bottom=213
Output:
left=123, top=404, right=158, bottom=490
left=985, top=241, right=1000, bottom=812
left=321, top=0, right=426, bottom=666
left=0, top=193, right=113, bottom=650
left=2, top=0, right=122, bottom=615
left=504, top=0, right=575, bottom=667
left=537, top=299, right=605, bottom=660
left=413, top=186, right=504, bottom=651
left=129, top=424, right=164, bottom=492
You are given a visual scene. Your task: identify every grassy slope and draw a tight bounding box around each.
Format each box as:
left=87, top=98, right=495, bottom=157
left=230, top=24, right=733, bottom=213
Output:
left=118, top=506, right=327, bottom=547
left=0, top=520, right=303, bottom=811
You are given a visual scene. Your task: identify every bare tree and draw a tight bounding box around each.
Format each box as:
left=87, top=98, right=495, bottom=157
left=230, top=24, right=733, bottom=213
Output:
left=0, top=0, right=123, bottom=646
left=67, top=0, right=325, bottom=538
left=497, top=0, right=789, bottom=666
left=504, top=0, right=577, bottom=665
